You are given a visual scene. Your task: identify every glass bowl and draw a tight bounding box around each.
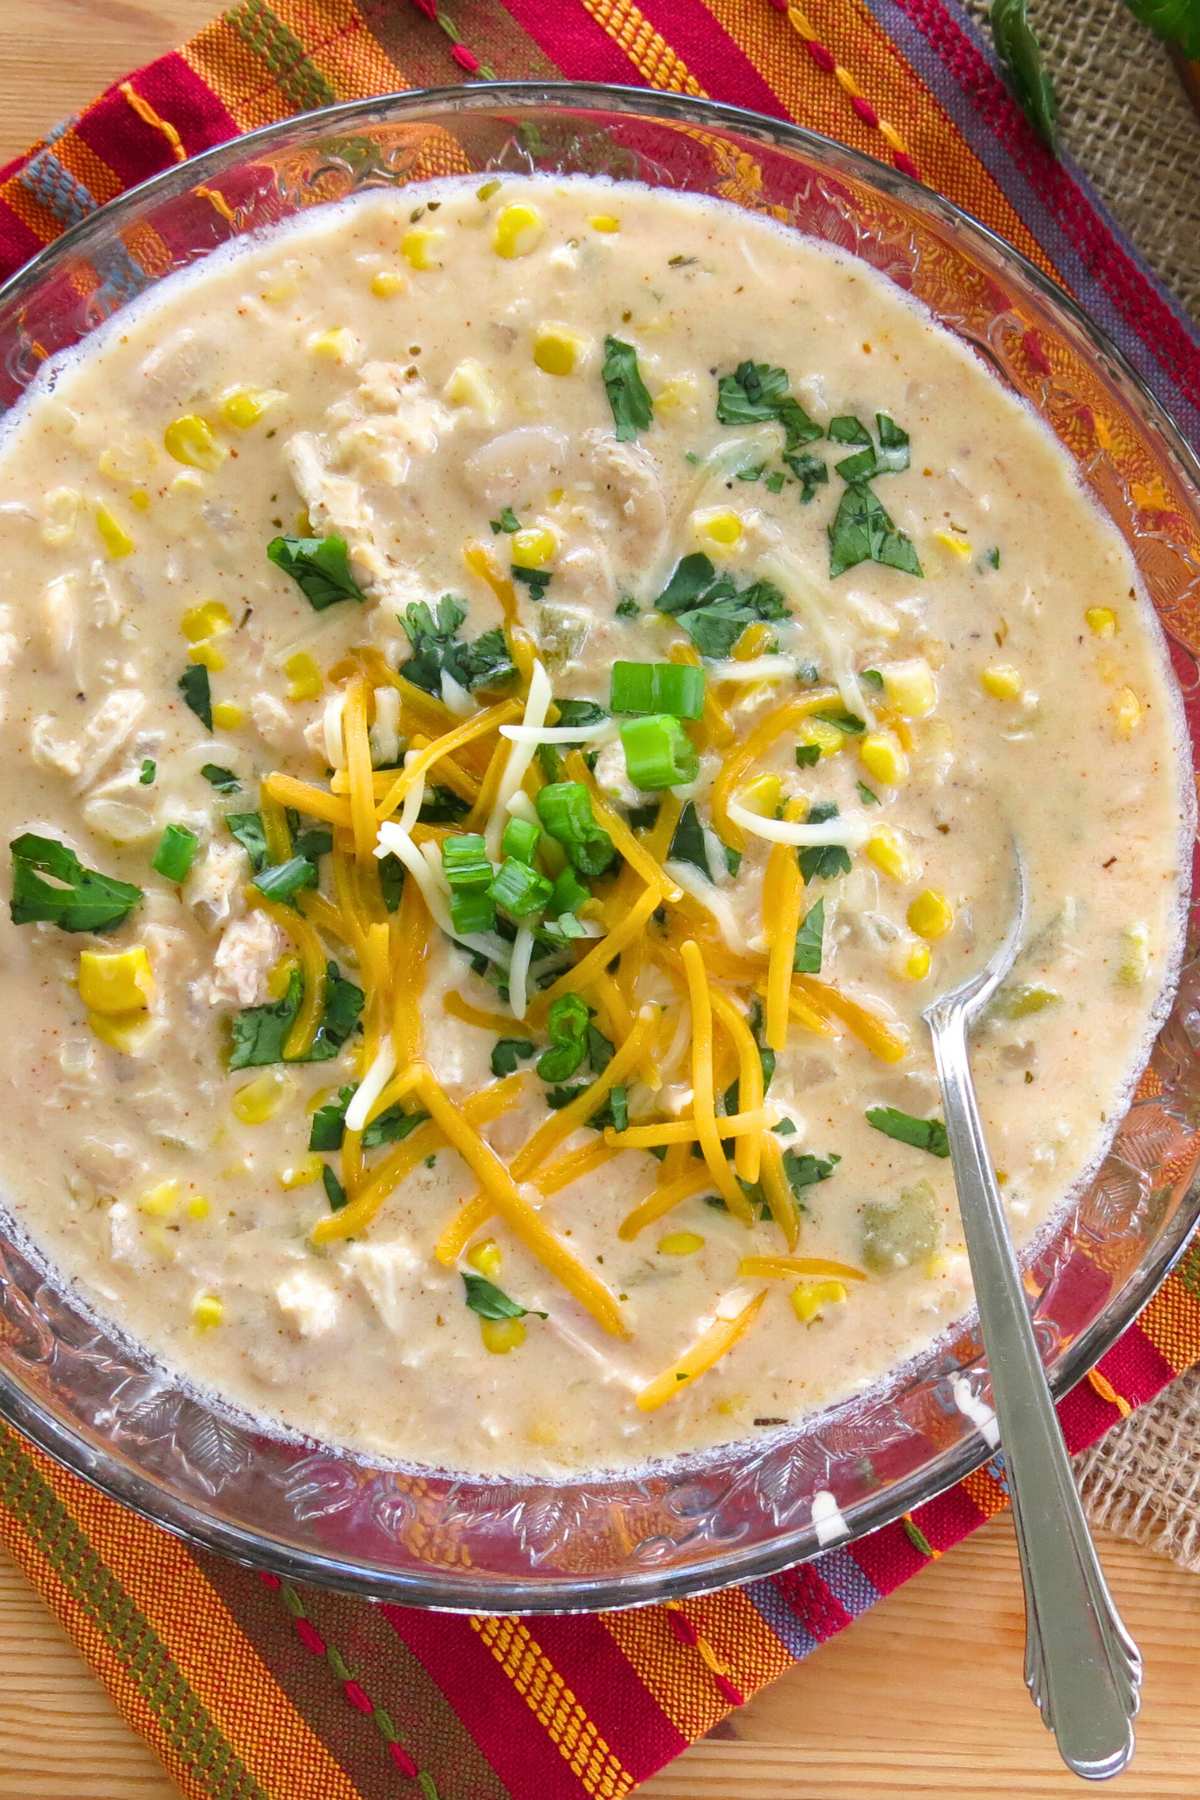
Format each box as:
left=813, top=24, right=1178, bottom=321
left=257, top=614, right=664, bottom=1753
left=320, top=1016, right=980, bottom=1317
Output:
left=1, top=84, right=1198, bottom=1614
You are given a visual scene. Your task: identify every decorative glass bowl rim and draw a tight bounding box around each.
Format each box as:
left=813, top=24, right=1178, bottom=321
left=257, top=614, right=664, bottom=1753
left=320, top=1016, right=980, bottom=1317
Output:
left=0, top=81, right=1197, bottom=1613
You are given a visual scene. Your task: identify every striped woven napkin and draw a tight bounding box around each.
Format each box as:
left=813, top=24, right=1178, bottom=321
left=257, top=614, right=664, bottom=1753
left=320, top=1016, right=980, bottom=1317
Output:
left=0, top=5, right=1198, bottom=1797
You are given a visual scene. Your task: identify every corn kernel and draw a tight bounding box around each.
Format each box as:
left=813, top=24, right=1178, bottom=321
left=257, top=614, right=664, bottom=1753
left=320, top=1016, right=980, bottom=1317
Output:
left=191, top=1293, right=224, bottom=1331
left=182, top=600, right=232, bottom=642
left=261, top=273, right=299, bottom=304
left=467, top=1238, right=503, bottom=1278
left=212, top=701, right=244, bottom=730
left=79, top=947, right=154, bottom=1015
left=658, top=1231, right=705, bottom=1256
left=894, top=939, right=931, bottom=982
left=170, top=471, right=205, bottom=499
left=934, top=529, right=972, bottom=559
left=219, top=385, right=283, bottom=429
left=42, top=486, right=81, bottom=547
left=791, top=1279, right=847, bottom=1324
left=980, top=663, right=1023, bottom=701
left=307, top=326, right=358, bottom=363
left=283, top=650, right=323, bottom=703
left=163, top=414, right=225, bottom=472
left=369, top=269, right=407, bottom=298
left=401, top=227, right=443, bottom=270
left=443, top=358, right=497, bottom=419
left=267, top=954, right=300, bottom=1001
left=186, top=1195, right=210, bottom=1221
left=232, top=1068, right=294, bottom=1125
left=1113, top=686, right=1142, bottom=737
left=859, top=731, right=909, bottom=787
left=694, top=508, right=743, bottom=548
left=1086, top=606, right=1117, bottom=638
left=738, top=772, right=782, bottom=817
left=480, top=1316, right=526, bottom=1353
left=97, top=447, right=136, bottom=484
left=511, top=526, right=556, bottom=569
left=95, top=504, right=134, bottom=559
left=653, top=376, right=697, bottom=413
left=908, top=888, right=955, bottom=941
left=589, top=214, right=620, bottom=233
left=923, top=1252, right=948, bottom=1279
left=189, top=639, right=226, bottom=672
left=1117, top=921, right=1150, bottom=988
left=139, top=1179, right=181, bottom=1219
left=533, top=324, right=586, bottom=377
left=880, top=657, right=936, bottom=719
left=865, top=827, right=913, bottom=883
left=129, top=488, right=151, bottom=512
left=87, top=1009, right=153, bottom=1054
left=278, top=1155, right=323, bottom=1191
left=796, top=718, right=846, bottom=760
left=493, top=203, right=544, bottom=260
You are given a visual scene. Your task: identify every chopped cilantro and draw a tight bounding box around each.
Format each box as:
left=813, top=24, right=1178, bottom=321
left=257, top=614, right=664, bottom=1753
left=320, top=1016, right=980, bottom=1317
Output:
left=322, top=1164, right=348, bottom=1212
left=139, top=759, right=156, bottom=786
left=309, top=1084, right=430, bottom=1151
left=267, top=533, right=366, bottom=611
left=668, top=800, right=737, bottom=880
left=654, top=552, right=788, bottom=659
left=798, top=800, right=852, bottom=884
left=715, top=361, right=821, bottom=449
left=856, top=780, right=881, bottom=806
left=226, top=812, right=269, bottom=873
left=792, top=898, right=825, bottom=974
left=986, top=546, right=1001, bottom=570
left=9, top=833, right=142, bottom=932
left=861, top=668, right=885, bottom=691
left=512, top=564, right=551, bottom=602
left=228, top=963, right=363, bottom=1069
left=399, top=596, right=516, bottom=697
left=828, top=415, right=871, bottom=444
left=491, top=1037, right=536, bottom=1078
left=865, top=1106, right=950, bottom=1158
left=200, top=763, right=240, bottom=794
left=782, top=450, right=828, bottom=503
left=250, top=855, right=317, bottom=904
left=490, top=506, right=521, bottom=534
left=795, top=743, right=821, bottom=769
left=462, top=1272, right=547, bottom=1321
left=828, top=482, right=923, bottom=580
left=377, top=852, right=404, bottom=912
left=178, top=663, right=212, bottom=730
left=616, top=595, right=640, bottom=619
left=602, top=336, right=654, bottom=442
left=764, top=470, right=786, bottom=495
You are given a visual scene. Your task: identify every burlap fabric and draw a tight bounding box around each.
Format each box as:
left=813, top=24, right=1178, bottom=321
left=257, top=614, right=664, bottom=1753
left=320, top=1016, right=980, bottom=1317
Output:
left=964, top=0, right=1200, bottom=323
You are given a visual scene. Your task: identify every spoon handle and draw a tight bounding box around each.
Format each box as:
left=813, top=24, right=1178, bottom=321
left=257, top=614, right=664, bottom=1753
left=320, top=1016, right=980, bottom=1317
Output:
left=928, top=1005, right=1142, bottom=1781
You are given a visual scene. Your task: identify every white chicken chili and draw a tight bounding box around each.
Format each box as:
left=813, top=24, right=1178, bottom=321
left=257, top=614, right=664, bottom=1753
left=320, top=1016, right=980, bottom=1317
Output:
left=0, top=176, right=1188, bottom=1475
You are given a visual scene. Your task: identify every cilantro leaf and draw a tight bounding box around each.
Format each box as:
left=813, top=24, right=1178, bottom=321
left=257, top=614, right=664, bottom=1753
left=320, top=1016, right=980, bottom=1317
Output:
left=1126, top=0, right=1200, bottom=55
left=667, top=801, right=737, bottom=881
left=490, top=506, right=521, bottom=534
left=491, top=1037, right=535, bottom=1078
left=716, top=361, right=821, bottom=448
left=828, top=415, right=871, bottom=444
left=782, top=451, right=828, bottom=503
left=178, top=664, right=212, bottom=730
left=602, top=336, right=653, bottom=442
left=226, top=812, right=269, bottom=873
left=462, top=1272, right=547, bottom=1321
left=991, top=0, right=1059, bottom=150
left=856, top=780, right=880, bottom=806
left=323, top=1164, right=348, bottom=1212
left=654, top=555, right=789, bottom=660
left=798, top=804, right=852, bottom=885
left=616, top=595, right=640, bottom=619
left=9, top=833, right=142, bottom=932
left=267, top=533, right=366, bottom=611
left=228, top=964, right=363, bottom=1069
left=399, top=597, right=516, bottom=697
left=828, top=482, right=923, bottom=579
left=793, top=898, right=825, bottom=974
left=201, top=763, right=240, bottom=794
left=308, top=1083, right=430, bottom=1151
left=795, top=743, right=821, bottom=769
left=553, top=699, right=608, bottom=728
left=865, top=1106, right=950, bottom=1158
left=783, top=1149, right=840, bottom=1196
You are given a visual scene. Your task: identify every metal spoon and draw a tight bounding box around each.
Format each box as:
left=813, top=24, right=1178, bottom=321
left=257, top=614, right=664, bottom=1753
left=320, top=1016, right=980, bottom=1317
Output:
left=922, top=844, right=1142, bottom=1781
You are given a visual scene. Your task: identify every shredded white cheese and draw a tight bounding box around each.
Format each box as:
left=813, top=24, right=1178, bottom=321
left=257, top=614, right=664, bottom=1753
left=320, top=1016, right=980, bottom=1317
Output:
left=369, top=686, right=401, bottom=766
left=760, top=547, right=876, bottom=728
left=703, top=655, right=804, bottom=684
left=322, top=691, right=347, bottom=768
left=439, top=670, right=474, bottom=717
left=487, top=658, right=551, bottom=858
left=665, top=859, right=756, bottom=956
left=398, top=747, right=426, bottom=834
left=499, top=719, right=617, bottom=746
left=375, top=820, right=511, bottom=967
left=726, top=796, right=872, bottom=849
left=344, top=1033, right=397, bottom=1133
left=507, top=925, right=535, bottom=1022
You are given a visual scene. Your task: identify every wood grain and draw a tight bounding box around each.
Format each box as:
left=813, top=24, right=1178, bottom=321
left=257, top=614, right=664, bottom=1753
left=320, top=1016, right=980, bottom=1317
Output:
left=0, top=6, right=1197, bottom=1798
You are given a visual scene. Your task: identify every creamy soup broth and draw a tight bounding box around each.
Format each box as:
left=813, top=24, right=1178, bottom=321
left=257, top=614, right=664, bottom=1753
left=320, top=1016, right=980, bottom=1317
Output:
left=0, top=176, right=1187, bottom=1475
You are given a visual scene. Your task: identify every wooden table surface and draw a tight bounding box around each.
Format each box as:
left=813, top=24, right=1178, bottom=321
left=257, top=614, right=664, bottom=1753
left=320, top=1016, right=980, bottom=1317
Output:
left=1, top=4, right=1197, bottom=1795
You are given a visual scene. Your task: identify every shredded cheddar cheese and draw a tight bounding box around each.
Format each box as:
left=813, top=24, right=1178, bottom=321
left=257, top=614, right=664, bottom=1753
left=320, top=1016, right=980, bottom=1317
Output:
left=679, top=940, right=754, bottom=1222
left=635, top=1290, right=767, bottom=1411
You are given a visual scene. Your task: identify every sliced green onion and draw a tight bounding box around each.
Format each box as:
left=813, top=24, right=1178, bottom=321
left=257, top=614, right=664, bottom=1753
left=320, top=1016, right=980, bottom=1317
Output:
left=151, top=823, right=199, bottom=883
left=449, top=888, right=497, bottom=934
left=252, top=856, right=317, bottom=903
left=619, top=715, right=699, bottom=791
left=549, top=865, right=591, bottom=915
left=536, top=782, right=615, bottom=876
left=441, top=832, right=493, bottom=891
left=610, top=661, right=705, bottom=719
left=138, top=759, right=156, bottom=786
left=537, top=994, right=590, bottom=1081
left=488, top=857, right=553, bottom=921
left=501, top=816, right=540, bottom=865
